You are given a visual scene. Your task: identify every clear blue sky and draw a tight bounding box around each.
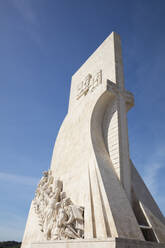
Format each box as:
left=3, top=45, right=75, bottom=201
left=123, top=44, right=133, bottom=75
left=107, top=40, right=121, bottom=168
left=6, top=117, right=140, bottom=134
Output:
left=0, top=0, right=165, bottom=242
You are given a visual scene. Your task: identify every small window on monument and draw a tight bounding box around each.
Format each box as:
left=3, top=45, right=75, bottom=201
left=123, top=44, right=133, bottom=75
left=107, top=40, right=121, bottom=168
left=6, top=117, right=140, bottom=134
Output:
left=140, top=226, right=158, bottom=242
left=132, top=192, right=148, bottom=226
left=132, top=191, right=158, bottom=242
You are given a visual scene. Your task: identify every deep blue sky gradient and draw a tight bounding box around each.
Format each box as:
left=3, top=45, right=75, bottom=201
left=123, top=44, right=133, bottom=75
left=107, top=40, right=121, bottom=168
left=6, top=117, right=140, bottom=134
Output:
left=0, top=0, right=165, bottom=241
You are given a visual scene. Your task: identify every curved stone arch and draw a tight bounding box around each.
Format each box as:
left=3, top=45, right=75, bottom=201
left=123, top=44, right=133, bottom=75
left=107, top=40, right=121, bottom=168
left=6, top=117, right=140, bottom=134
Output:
left=89, top=91, right=144, bottom=240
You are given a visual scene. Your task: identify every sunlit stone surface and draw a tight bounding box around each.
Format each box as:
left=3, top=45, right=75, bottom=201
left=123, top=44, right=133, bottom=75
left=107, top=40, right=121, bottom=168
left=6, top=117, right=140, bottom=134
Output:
left=21, top=32, right=165, bottom=248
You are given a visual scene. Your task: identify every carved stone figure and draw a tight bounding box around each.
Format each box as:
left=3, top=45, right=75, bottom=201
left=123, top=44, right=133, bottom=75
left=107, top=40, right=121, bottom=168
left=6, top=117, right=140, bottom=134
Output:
left=43, top=194, right=56, bottom=239
left=33, top=171, right=84, bottom=240
left=51, top=202, right=68, bottom=240
left=63, top=198, right=84, bottom=239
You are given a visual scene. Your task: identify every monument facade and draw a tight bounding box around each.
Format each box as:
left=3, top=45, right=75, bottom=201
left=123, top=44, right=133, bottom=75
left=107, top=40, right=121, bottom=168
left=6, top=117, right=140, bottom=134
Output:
left=21, top=32, right=165, bottom=248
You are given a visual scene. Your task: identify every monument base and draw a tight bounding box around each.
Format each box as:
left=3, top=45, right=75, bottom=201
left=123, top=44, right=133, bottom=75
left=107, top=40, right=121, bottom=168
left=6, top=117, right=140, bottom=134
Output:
left=32, top=238, right=165, bottom=248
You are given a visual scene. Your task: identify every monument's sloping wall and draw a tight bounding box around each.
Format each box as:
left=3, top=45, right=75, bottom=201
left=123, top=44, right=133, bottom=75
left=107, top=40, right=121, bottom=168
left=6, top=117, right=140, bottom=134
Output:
left=132, top=162, right=165, bottom=242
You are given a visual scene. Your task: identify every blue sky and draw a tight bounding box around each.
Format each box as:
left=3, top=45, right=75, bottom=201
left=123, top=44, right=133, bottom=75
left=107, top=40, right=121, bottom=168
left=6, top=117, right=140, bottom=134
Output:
left=0, top=0, right=165, bottom=242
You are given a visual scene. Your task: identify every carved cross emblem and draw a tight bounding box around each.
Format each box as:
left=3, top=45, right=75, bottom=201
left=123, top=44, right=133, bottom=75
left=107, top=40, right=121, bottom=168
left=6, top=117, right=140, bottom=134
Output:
left=76, top=70, right=102, bottom=100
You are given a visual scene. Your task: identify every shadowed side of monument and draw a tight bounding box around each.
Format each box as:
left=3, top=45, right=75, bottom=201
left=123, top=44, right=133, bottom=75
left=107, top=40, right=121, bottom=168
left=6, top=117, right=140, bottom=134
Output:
left=21, top=32, right=165, bottom=248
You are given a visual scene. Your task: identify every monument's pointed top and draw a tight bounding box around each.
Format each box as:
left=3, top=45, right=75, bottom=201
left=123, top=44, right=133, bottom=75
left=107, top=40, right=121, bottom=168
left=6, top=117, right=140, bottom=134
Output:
left=68, top=31, right=124, bottom=113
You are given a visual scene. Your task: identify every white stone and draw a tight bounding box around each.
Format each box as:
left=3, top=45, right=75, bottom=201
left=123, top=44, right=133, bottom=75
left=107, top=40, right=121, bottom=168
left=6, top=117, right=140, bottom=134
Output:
left=31, top=238, right=165, bottom=248
left=21, top=32, right=165, bottom=248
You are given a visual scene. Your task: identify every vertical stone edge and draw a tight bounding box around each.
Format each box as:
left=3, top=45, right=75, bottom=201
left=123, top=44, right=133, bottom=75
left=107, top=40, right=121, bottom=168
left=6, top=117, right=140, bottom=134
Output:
left=113, top=32, right=132, bottom=203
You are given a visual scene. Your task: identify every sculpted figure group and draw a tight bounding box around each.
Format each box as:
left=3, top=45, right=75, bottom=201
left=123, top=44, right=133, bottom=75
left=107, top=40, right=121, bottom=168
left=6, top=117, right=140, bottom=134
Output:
left=34, top=170, right=84, bottom=240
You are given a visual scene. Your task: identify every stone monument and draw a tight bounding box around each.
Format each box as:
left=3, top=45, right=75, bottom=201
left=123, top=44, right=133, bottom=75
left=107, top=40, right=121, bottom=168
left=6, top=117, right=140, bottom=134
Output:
left=21, top=32, right=165, bottom=248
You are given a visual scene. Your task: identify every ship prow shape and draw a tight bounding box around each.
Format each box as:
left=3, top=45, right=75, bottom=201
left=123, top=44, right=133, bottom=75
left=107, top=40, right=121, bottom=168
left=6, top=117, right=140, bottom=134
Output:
left=21, top=32, right=165, bottom=248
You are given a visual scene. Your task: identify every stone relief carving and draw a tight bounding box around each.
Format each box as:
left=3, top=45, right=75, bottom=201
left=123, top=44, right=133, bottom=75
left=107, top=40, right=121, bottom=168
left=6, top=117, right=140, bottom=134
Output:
left=34, top=170, right=84, bottom=240
left=76, top=70, right=102, bottom=100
